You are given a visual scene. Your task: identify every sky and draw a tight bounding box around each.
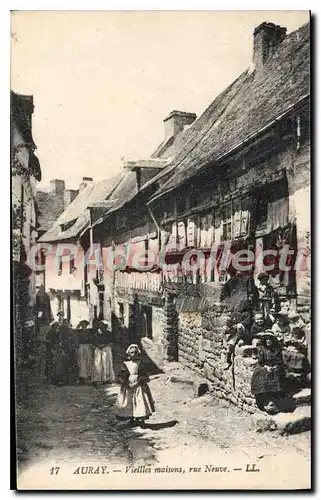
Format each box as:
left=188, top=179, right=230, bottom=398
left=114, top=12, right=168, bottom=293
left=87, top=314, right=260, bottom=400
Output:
left=11, top=10, right=309, bottom=191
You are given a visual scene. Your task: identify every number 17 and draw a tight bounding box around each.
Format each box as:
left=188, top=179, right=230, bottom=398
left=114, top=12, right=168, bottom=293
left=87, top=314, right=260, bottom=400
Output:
left=49, top=467, right=60, bottom=475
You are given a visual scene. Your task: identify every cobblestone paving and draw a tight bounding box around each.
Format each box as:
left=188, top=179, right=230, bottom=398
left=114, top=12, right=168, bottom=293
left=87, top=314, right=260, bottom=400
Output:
left=16, top=367, right=311, bottom=487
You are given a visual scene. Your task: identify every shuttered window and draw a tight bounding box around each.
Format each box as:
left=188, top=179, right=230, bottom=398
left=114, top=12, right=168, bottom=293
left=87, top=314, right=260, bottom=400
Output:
left=222, top=202, right=232, bottom=241
left=221, top=199, right=251, bottom=242
left=187, top=216, right=197, bottom=248
left=177, top=220, right=187, bottom=250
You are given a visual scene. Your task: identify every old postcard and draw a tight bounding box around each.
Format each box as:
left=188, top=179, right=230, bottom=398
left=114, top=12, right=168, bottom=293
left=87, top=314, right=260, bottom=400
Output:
left=11, top=10, right=311, bottom=490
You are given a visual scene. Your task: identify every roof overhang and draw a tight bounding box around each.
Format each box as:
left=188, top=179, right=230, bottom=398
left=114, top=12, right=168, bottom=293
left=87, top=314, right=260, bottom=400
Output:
left=148, top=94, right=310, bottom=205
left=123, top=158, right=169, bottom=171
left=87, top=200, right=115, bottom=209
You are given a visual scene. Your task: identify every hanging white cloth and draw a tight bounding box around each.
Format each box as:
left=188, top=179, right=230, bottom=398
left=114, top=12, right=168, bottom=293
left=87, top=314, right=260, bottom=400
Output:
left=267, top=197, right=289, bottom=233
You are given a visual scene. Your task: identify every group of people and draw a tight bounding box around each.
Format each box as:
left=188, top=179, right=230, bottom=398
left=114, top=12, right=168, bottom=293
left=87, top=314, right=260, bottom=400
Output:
left=221, top=271, right=310, bottom=415
left=44, top=269, right=310, bottom=421
left=45, top=313, right=155, bottom=427
left=46, top=314, right=115, bottom=387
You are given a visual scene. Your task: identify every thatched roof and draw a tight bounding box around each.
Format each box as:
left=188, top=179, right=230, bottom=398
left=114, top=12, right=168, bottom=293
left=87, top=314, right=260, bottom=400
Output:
left=147, top=22, right=310, bottom=203
left=39, top=176, right=121, bottom=242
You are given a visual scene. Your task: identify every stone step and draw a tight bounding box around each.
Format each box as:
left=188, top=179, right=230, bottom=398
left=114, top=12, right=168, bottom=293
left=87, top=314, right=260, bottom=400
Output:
left=293, top=388, right=311, bottom=406
left=255, top=405, right=311, bottom=435
left=166, top=374, right=194, bottom=385
left=166, top=373, right=211, bottom=397
left=273, top=405, right=311, bottom=435
left=162, top=362, right=182, bottom=374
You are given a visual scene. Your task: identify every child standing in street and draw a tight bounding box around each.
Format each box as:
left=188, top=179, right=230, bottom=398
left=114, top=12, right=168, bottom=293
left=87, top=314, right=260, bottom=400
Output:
left=116, top=344, right=155, bottom=428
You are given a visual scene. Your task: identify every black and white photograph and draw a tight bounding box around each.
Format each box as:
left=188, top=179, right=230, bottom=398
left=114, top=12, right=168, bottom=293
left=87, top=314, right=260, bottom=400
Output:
left=10, top=10, right=311, bottom=490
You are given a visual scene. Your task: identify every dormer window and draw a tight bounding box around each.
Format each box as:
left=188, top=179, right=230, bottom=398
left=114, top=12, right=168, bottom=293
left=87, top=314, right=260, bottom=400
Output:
left=60, top=218, right=77, bottom=233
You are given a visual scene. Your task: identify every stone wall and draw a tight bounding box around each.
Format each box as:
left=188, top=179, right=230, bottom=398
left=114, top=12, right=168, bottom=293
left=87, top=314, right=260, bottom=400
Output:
left=287, top=142, right=310, bottom=310
left=178, top=308, right=257, bottom=413
left=163, top=291, right=179, bottom=362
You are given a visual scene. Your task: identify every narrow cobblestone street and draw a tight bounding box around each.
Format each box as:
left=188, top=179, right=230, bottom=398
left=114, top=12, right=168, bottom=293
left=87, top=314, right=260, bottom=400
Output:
left=17, top=364, right=310, bottom=490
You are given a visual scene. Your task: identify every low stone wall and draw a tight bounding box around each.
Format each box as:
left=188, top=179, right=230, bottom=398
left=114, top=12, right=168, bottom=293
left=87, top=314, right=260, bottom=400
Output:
left=178, top=310, right=257, bottom=413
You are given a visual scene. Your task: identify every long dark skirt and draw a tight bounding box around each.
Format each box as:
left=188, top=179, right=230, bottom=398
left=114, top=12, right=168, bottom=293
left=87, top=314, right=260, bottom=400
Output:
left=282, top=348, right=309, bottom=374
left=251, top=366, right=282, bottom=395
left=49, top=343, right=78, bottom=385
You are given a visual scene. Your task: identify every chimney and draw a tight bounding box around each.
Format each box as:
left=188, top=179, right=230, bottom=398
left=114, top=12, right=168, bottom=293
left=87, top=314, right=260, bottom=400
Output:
left=164, top=110, right=197, bottom=140
left=50, top=179, right=65, bottom=194
left=64, top=189, right=79, bottom=208
left=253, top=22, right=287, bottom=70
left=79, top=176, right=93, bottom=191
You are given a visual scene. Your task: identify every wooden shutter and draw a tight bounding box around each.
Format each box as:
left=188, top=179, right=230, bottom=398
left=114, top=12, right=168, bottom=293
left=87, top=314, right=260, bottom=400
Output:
left=177, top=220, right=186, bottom=250
left=240, top=198, right=251, bottom=237
left=187, top=216, right=197, bottom=247
left=222, top=202, right=232, bottom=241
left=232, top=200, right=241, bottom=238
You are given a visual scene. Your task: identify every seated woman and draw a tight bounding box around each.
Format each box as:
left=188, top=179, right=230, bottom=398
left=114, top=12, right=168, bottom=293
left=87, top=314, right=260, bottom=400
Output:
left=282, top=326, right=310, bottom=390
left=251, top=331, right=285, bottom=414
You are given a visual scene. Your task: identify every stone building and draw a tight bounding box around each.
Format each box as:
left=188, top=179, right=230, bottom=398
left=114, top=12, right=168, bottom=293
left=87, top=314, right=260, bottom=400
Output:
left=38, top=176, right=120, bottom=326
left=89, top=111, right=196, bottom=365
left=145, top=21, right=310, bottom=409
left=37, top=179, right=79, bottom=238
left=91, top=21, right=310, bottom=409
left=36, top=179, right=79, bottom=289
left=11, top=90, right=42, bottom=369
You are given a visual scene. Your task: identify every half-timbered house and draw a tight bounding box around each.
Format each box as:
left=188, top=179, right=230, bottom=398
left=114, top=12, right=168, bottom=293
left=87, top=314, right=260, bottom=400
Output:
left=144, top=21, right=310, bottom=407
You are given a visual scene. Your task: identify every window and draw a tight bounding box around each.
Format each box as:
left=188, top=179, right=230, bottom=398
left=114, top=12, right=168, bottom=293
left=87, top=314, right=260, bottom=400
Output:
left=240, top=199, right=250, bottom=236
left=221, top=199, right=251, bottom=242
left=177, top=220, right=186, bottom=250
left=60, top=219, right=76, bottom=233
left=256, top=196, right=268, bottom=226
left=187, top=216, right=197, bottom=248
left=221, top=202, right=232, bottom=241
left=69, top=257, right=75, bottom=274
left=233, top=198, right=251, bottom=238
left=58, top=256, right=63, bottom=275
left=144, top=239, right=149, bottom=267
